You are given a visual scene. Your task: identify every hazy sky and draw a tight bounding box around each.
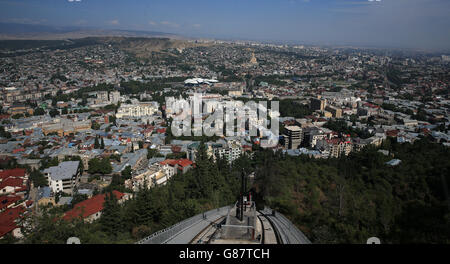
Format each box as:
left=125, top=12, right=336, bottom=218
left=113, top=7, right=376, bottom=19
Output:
left=1, top=0, right=449, bottom=50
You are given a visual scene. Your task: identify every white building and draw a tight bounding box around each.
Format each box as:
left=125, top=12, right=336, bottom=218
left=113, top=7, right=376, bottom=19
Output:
left=211, top=141, right=243, bottom=164
left=43, top=161, right=80, bottom=194
left=116, top=102, right=159, bottom=118
left=109, top=91, right=121, bottom=104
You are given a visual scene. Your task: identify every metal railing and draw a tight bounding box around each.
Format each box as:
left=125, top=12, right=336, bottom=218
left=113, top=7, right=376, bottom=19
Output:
left=136, top=205, right=231, bottom=244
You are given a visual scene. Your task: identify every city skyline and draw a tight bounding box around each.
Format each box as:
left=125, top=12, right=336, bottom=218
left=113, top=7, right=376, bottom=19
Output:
left=0, top=0, right=450, bottom=51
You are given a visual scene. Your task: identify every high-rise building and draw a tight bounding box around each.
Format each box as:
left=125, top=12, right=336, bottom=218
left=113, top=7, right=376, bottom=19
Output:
left=109, top=91, right=120, bottom=104
left=325, top=105, right=342, bottom=118
left=284, top=126, right=303, bottom=149
left=97, top=91, right=109, bottom=103
left=310, top=98, right=326, bottom=111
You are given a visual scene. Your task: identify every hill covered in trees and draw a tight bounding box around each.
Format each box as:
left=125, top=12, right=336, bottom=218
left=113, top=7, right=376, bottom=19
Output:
left=254, top=138, right=450, bottom=243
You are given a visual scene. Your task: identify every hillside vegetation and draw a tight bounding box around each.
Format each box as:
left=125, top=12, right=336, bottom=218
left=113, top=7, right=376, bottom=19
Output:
left=254, top=138, right=450, bottom=243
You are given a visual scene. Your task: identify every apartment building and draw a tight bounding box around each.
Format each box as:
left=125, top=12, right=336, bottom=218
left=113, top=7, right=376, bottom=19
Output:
left=43, top=161, right=80, bottom=194
left=116, top=102, right=159, bottom=118
left=310, top=98, right=327, bottom=111
left=284, top=126, right=303, bottom=150
left=316, top=138, right=353, bottom=158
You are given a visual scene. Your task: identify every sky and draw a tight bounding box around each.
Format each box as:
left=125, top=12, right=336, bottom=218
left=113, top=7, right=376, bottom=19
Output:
left=0, top=0, right=449, bottom=50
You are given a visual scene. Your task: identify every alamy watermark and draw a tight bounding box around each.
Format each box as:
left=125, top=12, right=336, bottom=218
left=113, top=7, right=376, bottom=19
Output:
left=166, top=94, right=280, bottom=148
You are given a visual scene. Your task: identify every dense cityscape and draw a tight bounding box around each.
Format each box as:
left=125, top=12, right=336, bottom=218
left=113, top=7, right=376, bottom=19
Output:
left=0, top=37, right=448, bottom=244
left=0, top=0, right=450, bottom=249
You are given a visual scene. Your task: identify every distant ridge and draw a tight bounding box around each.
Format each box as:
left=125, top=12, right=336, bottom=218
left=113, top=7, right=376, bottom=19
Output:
left=0, top=23, right=180, bottom=40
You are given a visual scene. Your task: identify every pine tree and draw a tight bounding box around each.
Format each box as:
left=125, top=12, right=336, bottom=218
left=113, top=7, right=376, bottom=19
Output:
left=100, top=137, right=105, bottom=149
left=94, top=136, right=100, bottom=149
left=99, top=192, right=123, bottom=237
left=193, top=142, right=214, bottom=199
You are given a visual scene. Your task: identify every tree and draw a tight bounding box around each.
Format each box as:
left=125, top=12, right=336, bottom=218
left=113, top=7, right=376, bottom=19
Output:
left=71, top=193, right=88, bottom=206
left=91, top=122, right=101, bottom=130
left=11, top=113, right=24, bottom=119
left=147, top=148, right=163, bottom=159
left=100, top=137, right=105, bottom=149
left=30, top=169, right=48, bottom=187
left=121, top=166, right=132, bottom=179
left=108, top=116, right=117, bottom=126
left=49, top=109, right=59, bottom=118
left=94, top=136, right=100, bottom=149
left=0, top=126, right=11, bottom=139
left=88, top=158, right=112, bottom=175
left=99, top=192, right=123, bottom=237
left=33, top=108, right=45, bottom=116
left=61, top=107, right=68, bottom=115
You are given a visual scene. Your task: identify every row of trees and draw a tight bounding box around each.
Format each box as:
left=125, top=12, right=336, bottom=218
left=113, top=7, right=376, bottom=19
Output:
left=94, top=136, right=105, bottom=149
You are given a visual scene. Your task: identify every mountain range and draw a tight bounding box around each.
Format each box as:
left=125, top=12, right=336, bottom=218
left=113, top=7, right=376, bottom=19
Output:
left=0, top=23, right=180, bottom=40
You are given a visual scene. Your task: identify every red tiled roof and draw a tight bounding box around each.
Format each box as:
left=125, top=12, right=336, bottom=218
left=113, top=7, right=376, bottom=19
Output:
left=326, top=138, right=351, bottom=145
left=386, top=130, right=399, bottom=137
left=0, top=168, right=26, bottom=180
left=157, top=128, right=166, bottom=134
left=160, top=159, right=193, bottom=168
left=12, top=148, right=25, bottom=154
left=0, top=114, right=11, bottom=119
left=0, top=207, right=24, bottom=237
left=0, top=195, right=22, bottom=211
left=0, top=178, right=25, bottom=190
left=363, top=102, right=380, bottom=109
left=242, top=145, right=252, bottom=151
left=0, top=223, right=17, bottom=238
left=63, top=191, right=125, bottom=221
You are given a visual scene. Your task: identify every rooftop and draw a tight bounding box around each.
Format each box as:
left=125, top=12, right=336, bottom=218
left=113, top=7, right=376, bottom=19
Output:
left=63, top=190, right=124, bottom=221
left=43, top=161, right=80, bottom=181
